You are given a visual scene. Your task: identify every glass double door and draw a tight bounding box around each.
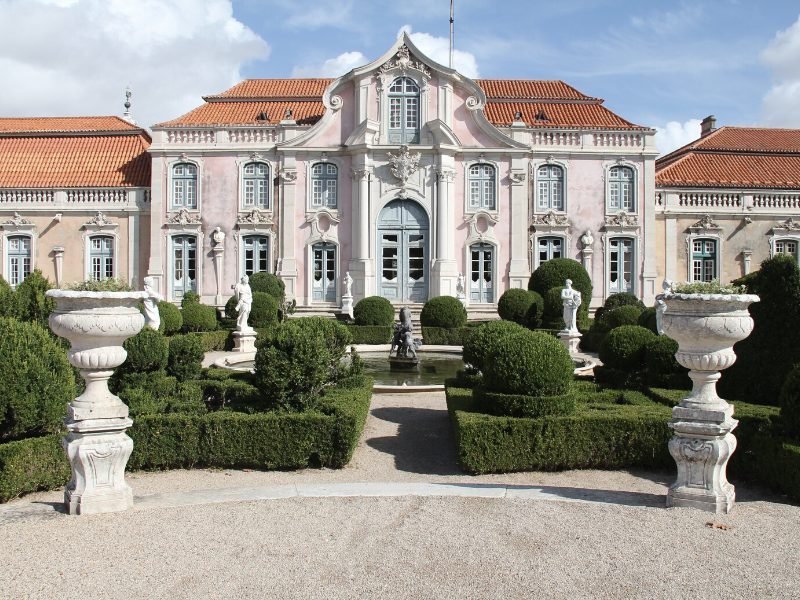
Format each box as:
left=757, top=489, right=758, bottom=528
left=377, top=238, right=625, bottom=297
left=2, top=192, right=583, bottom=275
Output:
left=377, top=199, right=429, bottom=302
left=312, top=242, right=336, bottom=302
left=470, top=243, right=494, bottom=303
left=172, top=235, right=197, bottom=300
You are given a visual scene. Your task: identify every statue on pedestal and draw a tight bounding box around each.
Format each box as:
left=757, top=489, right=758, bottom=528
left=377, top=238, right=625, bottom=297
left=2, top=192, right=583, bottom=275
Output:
left=142, top=276, right=162, bottom=331
left=561, top=279, right=582, bottom=334
left=343, top=271, right=353, bottom=297
left=390, top=306, right=419, bottom=361
left=234, top=275, right=253, bottom=332
left=655, top=279, right=673, bottom=335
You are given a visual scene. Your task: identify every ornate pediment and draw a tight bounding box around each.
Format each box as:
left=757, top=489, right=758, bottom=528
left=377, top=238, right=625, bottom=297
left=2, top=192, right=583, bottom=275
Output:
left=388, top=145, right=421, bottom=187
left=167, top=208, right=201, bottom=225
left=376, top=44, right=431, bottom=78
left=3, top=212, right=32, bottom=226
left=84, top=211, right=115, bottom=228
left=605, top=211, right=639, bottom=228
left=238, top=209, right=273, bottom=225
left=775, top=217, right=800, bottom=231
left=688, top=214, right=721, bottom=231
left=279, top=169, right=297, bottom=183
left=305, top=209, right=341, bottom=243
left=531, top=210, right=570, bottom=227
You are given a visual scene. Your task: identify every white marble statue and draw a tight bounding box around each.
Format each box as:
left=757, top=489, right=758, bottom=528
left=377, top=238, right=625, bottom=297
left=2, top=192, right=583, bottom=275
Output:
left=655, top=279, right=673, bottom=335
left=142, top=276, right=162, bottom=331
left=234, top=275, right=253, bottom=332
left=561, top=279, right=582, bottom=333
left=456, top=273, right=466, bottom=299
left=211, top=226, right=225, bottom=248
left=580, top=229, right=594, bottom=249
left=343, top=271, right=353, bottom=297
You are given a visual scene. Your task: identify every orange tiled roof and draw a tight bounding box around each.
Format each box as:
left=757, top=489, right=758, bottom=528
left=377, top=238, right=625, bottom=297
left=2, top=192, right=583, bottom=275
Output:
left=656, top=126, right=800, bottom=189
left=158, top=78, right=644, bottom=130
left=0, top=118, right=151, bottom=188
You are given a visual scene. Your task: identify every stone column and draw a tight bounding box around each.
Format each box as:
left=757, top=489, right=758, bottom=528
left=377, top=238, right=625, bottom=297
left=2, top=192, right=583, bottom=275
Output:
left=147, top=154, right=165, bottom=294
left=211, top=228, right=225, bottom=306
left=276, top=165, right=298, bottom=301
left=742, top=250, right=753, bottom=275
left=432, top=162, right=458, bottom=297
left=349, top=166, right=373, bottom=301
left=508, top=160, right=530, bottom=290
left=52, top=246, right=64, bottom=288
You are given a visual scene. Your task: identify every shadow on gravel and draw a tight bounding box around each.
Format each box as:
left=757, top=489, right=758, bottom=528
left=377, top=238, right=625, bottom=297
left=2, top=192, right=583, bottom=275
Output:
left=368, top=406, right=462, bottom=476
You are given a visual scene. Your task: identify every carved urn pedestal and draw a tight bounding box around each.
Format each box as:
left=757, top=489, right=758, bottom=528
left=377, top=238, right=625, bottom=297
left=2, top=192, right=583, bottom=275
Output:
left=340, top=293, right=354, bottom=321
left=232, top=327, right=256, bottom=353
left=660, top=291, right=759, bottom=513
left=558, top=330, right=582, bottom=356
left=46, top=290, right=148, bottom=515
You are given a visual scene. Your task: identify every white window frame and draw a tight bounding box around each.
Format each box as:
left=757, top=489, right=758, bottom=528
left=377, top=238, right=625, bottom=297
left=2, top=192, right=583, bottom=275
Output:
left=602, top=226, right=641, bottom=299
left=463, top=158, right=501, bottom=215
left=168, top=158, right=202, bottom=212
left=1, top=219, right=37, bottom=289
left=468, top=241, right=496, bottom=304
left=168, top=233, right=199, bottom=302
left=309, top=241, right=339, bottom=305
left=769, top=229, right=800, bottom=264
left=606, top=162, right=638, bottom=214
left=376, top=70, right=429, bottom=145
left=240, top=160, right=272, bottom=210
left=685, top=230, right=723, bottom=284
left=607, top=236, right=636, bottom=295
left=533, top=160, right=567, bottom=213
left=387, top=76, right=421, bottom=144
left=533, top=235, right=567, bottom=270
left=240, top=233, right=273, bottom=277
left=5, top=234, right=33, bottom=289
left=306, top=158, right=343, bottom=212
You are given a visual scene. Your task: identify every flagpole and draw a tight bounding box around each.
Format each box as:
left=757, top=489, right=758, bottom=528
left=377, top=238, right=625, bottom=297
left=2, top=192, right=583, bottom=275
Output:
left=449, top=0, right=454, bottom=69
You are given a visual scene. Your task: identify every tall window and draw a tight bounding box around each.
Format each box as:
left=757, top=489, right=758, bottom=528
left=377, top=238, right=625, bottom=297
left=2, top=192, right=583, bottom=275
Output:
left=312, top=242, right=336, bottom=302
left=7, top=235, right=31, bottom=288
left=243, top=162, right=269, bottom=209
left=89, top=236, right=114, bottom=281
left=243, top=235, right=270, bottom=275
left=608, top=166, right=634, bottom=211
left=470, top=243, right=494, bottom=303
left=609, top=237, right=634, bottom=294
left=468, top=164, right=496, bottom=210
left=172, top=163, right=197, bottom=209
left=172, top=235, right=197, bottom=299
left=388, top=77, right=420, bottom=144
left=537, top=165, right=564, bottom=210
left=692, top=239, right=717, bottom=282
left=775, top=239, right=798, bottom=259
left=538, top=237, right=563, bottom=265
left=311, top=163, right=338, bottom=208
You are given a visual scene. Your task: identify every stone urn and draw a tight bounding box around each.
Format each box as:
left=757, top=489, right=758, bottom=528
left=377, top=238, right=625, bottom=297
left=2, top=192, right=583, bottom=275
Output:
left=46, top=290, right=148, bottom=515
left=660, top=290, right=759, bottom=513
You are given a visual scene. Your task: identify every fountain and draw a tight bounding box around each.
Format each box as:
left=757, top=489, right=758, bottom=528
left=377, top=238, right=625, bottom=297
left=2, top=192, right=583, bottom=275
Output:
left=389, top=306, right=420, bottom=370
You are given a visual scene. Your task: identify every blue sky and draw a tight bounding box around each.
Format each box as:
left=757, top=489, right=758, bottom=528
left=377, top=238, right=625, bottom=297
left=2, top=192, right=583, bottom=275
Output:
left=1, top=0, right=799, bottom=153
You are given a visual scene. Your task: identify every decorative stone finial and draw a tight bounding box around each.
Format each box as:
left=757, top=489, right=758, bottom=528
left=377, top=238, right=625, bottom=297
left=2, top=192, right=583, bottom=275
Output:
left=122, top=87, right=136, bottom=125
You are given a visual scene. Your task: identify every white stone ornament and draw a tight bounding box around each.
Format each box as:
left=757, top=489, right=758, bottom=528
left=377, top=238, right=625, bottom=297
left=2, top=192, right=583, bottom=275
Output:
left=558, top=279, right=582, bottom=354
left=387, top=145, right=421, bottom=187
left=660, top=289, right=760, bottom=513
left=46, top=289, right=148, bottom=515
left=142, top=276, right=162, bottom=331
left=232, top=275, right=256, bottom=352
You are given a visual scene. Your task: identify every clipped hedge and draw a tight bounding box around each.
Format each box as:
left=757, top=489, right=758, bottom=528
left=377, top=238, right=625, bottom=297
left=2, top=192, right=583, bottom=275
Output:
left=354, top=296, right=395, bottom=326
left=181, top=302, right=218, bottom=332
left=421, top=326, right=471, bottom=346
left=474, top=387, right=575, bottom=419
left=0, top=434, right=70, bottom=502
left=594, top=292, right=644, bottom=323
left=122, top=327, right=169, bottom=373
left=225, top=292, right=279, bottom=328
left=248, top=272, right=285, bottom=302
left=420, top=296, right=467, bottom=329
left=346, top=325, right=393, bottom=345
left=528, top=258, right=592, bottom=329
left=638, top=307, right=658, bottom=334
left=497, top=289, right=544, bottom=328
left=644, top=336, right=688, bottom=388
left=168, top=334, right=205, bottom=381
left=13, top=269, right=55, bottom=327
left=779, top=365, right=800, bottom=440
left=598, top=325, right=656, bottom=371
left=462, top=320, right=525, bottom=372
left=604, top=305, right=643, bottom=329
left=193, top=330, right=231, bottom=352
left=158, top=301, right=183, bottom=335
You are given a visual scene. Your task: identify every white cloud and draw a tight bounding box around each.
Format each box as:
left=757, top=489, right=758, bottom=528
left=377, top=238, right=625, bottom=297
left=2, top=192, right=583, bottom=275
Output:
left=282, top=0, right=355, bottom=30
left=761, top=15, right=800, bottom=126
left=292, top=51, right=367, bottom=78
left=397, top=25, right=479, bottom=78
left=653, top=119, right=701, bottom=155
left=0, top=0, right=269, bottom=128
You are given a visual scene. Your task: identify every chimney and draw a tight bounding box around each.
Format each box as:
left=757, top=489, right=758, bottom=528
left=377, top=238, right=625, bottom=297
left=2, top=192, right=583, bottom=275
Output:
left=701, top=115, right=716, bottom=137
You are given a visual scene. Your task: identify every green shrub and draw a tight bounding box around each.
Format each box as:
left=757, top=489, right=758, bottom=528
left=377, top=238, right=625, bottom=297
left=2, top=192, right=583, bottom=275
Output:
left=181, top=302, right=218, bottom=332
left=0, top=277, right=15, bottom=318
left=780, top=364, right=800, bottom=440
left=0, top=318, right=75, bottom=441
left=497, top=289, right=544, bottom=328
left=0, top=434, right=70, bottom=502
left=120, top=383, right=206, bottom=417
left=604, top=305, right=643, bottom=329
left=644, top=336, right=688, bottom=388
left=346, top=325, right=393, bottom=344
left=354, top=296, right=395, bottom=326
left=121, top=327, right=169, bottom=373
left=421, top=326, right=470, bottom=345
left=542, top=286, right=565, bottom=329
left=158, top=301, right=183, bottom=335
left=13, top=269, right=54, bottom=327
left=462, top=320, right=525, bottom=372
left=579, top=321, right=609, bottom=353
left=594, top=292, right=645, bottom=323
left=181, top=290, right=201, bottom=307
left=247, top=292, right=279, bottom=328
left=482, top=330, right=574, bottom=397
left=67, top=278, right=132, bottom=291
left=248, top=272, right=285, bottom=302
left=254, top=317, right=352, bottom=411
left=637, top=307, right=658, bottom=334
left=194, top=330, right=231, bottom=352
left=420, top=296, right=467, bottom=329
left=528, top=258, right=592, bottom=329
left=475, top=388, right=575, bottom=418
left=168, top=334, right=205, bottom=381
left=599, top=325, right=656, bottom=371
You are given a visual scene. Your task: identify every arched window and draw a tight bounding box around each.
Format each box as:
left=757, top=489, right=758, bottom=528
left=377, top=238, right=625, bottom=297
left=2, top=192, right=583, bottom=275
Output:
left=311, top=163, right=338, bottom=208
left=6, top=235, right=31, bottom=288
left=243, top=162, right=270, bottom=209
left=172, top=163, right=197, bottom=209
left=691, top=238, right=717, bottom=282
left=242, top=235, right=270, bottom=275
left=89, top=235, right=114, bottom=281
left=388, top=77, right=420, bottom=144
left=537, top=165, right=564, bottom=211
left=468, top=164, right=496, bottom=210
left=608, top=166, right=635, bottom=211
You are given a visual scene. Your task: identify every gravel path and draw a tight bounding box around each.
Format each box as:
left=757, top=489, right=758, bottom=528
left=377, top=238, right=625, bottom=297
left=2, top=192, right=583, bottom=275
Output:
left=1, top=391, right=799, bottom=599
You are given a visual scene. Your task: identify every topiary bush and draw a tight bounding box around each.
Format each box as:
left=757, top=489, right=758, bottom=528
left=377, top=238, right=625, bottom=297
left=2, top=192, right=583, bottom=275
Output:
left=542, top=286, right=565, bottom=330
left=779, top=364, right=800, bottom=440
left=420, top=296, right=467, bottom=329
left=121, top=327, right=169, bottom=374
left=180, top=291, right=201, bottom=307
left=181, top=302, right=218, bottom=332
left=528, top=258, right=592, bottom=329
left=248, top=292, right=280, bottom=328
left=599, top=325, right=656, bottom=371
left=0, top=277, right=15, bottom=318
left=254, top=317, right=352, bottom=411
left=0, top=317, right=75, bottom=441
left=167, top=334, right=205, bottom=381
left=158, top=301, right=183, bottom=335
left=644, top=335, right=688, bottom=388
left=604, top=305, right=643, bottom=329
left=248, top=272, right=285, bottom=302
left=594, top=292, right=645, bottom=323
left=13, top=269, right=54, bottom=327
left=637, top=306, right=658, bottom=334
left=354, top=296, right=394, bottom=326
left=497, top=289, right=544, bottom=328
left=462, top=320, right=526, bottom=372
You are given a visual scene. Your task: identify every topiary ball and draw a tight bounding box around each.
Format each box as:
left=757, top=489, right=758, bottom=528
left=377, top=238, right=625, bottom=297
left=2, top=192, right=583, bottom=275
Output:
left=249, top=292, right=280, bottom=328
left=181, top=302, right=218, bottom=332
left=462, top=320, right=526, bottom=372
left=248, top=272, right=285, bottom=302
left=0, top=317, right=75, bottom=441
left=644, top=335, right=687, bottom=387
left=498, top=288, right=540, bottom=326
left=604, top=305, right=644, bottom=330
left=180, top=291, right=201, bottom=307
left=157, top=301, right=183, bottom=335
left=528, top=258, right=592, bottom=327
left=482, top=329, right=574, bottom=397
left=780, top=364, right=800, bottom=440
left=354, top=296, right=395, bottom=326
left=420, top=295, right=467, bottom=329
left=122, top=327, right=169, bottom=373
left=542, top=286, right=565, bottom=329
left=524, top=291, right=545, bottom=329
left=594, top=292, right=645, bottom=323
left=167, top=334, right=205, bottom=381
left=599, top=325, right=657, bottom=371
left=637, top=307, right=658, bottom=334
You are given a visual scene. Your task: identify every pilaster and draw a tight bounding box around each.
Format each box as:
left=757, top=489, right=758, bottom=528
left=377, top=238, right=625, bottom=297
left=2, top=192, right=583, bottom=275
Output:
left=432, top=160, right=458, bottom=296
left=508, top=158, right=530, bottom=289
left=146, top=155, right=165, bottom=295
left=277, top=162, right=298, bottom=300
left=349, top=165, right=374, bottom=301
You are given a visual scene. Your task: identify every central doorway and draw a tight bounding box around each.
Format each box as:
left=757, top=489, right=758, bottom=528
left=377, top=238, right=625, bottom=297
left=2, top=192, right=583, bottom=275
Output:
left=377, top=199, right=429, bottom=302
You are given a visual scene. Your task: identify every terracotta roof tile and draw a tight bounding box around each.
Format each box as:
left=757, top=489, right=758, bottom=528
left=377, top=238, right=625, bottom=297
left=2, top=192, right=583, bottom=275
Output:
left=476, top=79, right=595, bottom=100
left=484, top=102, right=642, bottom=129
left=689, top=127, right=800, bottom=153
left=158, top=101, right=325, bottom=127
left=0, top=130, right=151, bottom=188
left=0, top=116, right=142, bottom=134
left=207, top=79, right=333, bottom=99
